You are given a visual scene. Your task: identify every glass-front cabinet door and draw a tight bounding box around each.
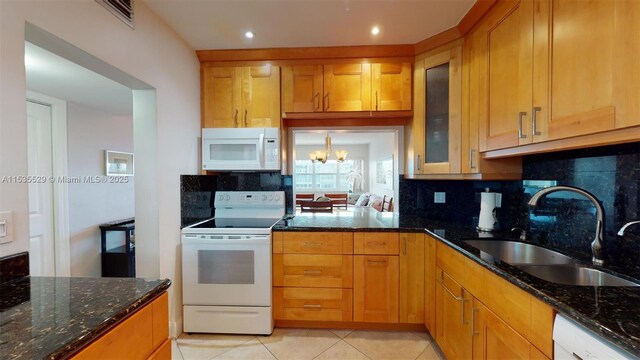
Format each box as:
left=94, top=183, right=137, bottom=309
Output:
left=416, top=46, right=462, bottom=175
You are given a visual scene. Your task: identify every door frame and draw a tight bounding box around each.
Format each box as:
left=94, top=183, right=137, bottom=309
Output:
left=26, top=91, right=70, bottom=276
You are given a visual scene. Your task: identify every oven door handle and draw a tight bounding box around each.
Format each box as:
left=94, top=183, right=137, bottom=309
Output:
left=182, top=235, right=270, bottom=245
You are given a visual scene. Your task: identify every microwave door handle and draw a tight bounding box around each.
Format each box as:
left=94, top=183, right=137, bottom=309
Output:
left=258, top=133, right=265, bottom=167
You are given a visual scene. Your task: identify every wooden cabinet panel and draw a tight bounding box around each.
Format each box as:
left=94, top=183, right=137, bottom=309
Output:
left=529, top=296, right=554, bottom=358
left=612, top=0, right=640, bottom=129
left=353, top=232, right=399, bottom=255
left=354, top=255, right=399, bottom=323
left=282, top=65, right=324, bottom=113
left=147, top=339, right=171, bottom=360
left=283, top=232, right=353, bottom=254
left=324, top=64, right=372, bottom=111
left=435, top=267, right=472, bottom=360
left=436, top=240, right=467, bottom=286
left=472, top=300, right=533, bottom=360
left=273, top=231, right=284, bottom=253
left=202, top=67, right=241, bottom=128
left=72, top=293, right=168, bottom=360
left=242, top=65, right=281, bottom=128
left=400, top=233, right=425, bottom=324
left=372, top=63, right=412, bottom=111
left=274, top=287, right=353, bottom=321
left=424, top=234, right=436, bottom=333
left=274, top=254, right=353, bottom=288
left=482, top=0, right=533, bottom=151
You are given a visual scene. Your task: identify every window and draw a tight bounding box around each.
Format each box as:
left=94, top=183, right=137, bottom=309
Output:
left=294, top=159, right=363, bottom=192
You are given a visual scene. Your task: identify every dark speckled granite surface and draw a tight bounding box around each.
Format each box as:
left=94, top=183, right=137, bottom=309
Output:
left=0, top=276, right=171, bottom=360
left=274, top=208, right=640, bottom=357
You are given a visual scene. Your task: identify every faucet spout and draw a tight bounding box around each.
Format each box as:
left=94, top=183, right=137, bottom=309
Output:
left=618, top=221, right=640, bottom=236
left=527, top=185, right=605, bottom=266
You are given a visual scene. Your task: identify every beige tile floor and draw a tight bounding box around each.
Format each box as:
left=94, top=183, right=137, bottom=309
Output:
left=172, top=328, right=445, bottom=360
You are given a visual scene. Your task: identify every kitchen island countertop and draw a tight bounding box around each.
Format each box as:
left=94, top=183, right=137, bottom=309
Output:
left=0, top=276, right=171, bottom=360
left=274, top=208, right=640, bottom=357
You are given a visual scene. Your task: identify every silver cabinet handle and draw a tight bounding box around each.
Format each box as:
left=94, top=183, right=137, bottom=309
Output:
left=234, top=109, right=239, bottom=127
left=469, top=149, right=476, bottom=169
left=367, top=259, right=388, bottom=264
left=437, top=273, right=467, bottom=325
left=470, top=307, right=479, bottom=336
left=417, top=154, right=421, bottom=171
left=324, top=93, right=330, bottom=110
left=366, top=241, right=386, bottom=246
left=518, top=111, right=527, bottom=139
left=532, top=106, right=542, bottom=135
left=244, top=109, right=248, bottom=127
left=303, top=269, right=322, bottom=275
left=402, top=238, right=407, bottom=255
left=303, top=304, right=322, bottom=309
left=303, top=241, right=322, bottom=247
left=314, top=93, right=321, bottom=111
left=376, top=91, right=379, bottom=111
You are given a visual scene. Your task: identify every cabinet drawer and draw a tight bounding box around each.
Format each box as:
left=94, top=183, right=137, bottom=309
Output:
left=354, top=232, right=399, bottom=255
left=436, top=240, right=466, bottom=286
left=283, top=232, right=353, bottom=254
left=273, top=254, right=353, bottom=288
left=274, top=287, right=353, bottom=321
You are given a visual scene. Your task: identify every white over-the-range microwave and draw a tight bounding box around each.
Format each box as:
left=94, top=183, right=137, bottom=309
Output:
left=202, top=128, right=280, bottom=171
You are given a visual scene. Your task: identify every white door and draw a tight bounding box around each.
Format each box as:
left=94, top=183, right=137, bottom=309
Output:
left=27, top=100, right=55, bottom=276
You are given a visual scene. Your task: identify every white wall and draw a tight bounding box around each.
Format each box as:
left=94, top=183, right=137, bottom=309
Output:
left=67, top=103, right=134, bottom=277
left=368, top=132, right=397, bottom=201
left=0, top=0, right=200, bottom=336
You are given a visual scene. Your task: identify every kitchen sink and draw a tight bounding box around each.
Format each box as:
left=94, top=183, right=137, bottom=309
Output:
left=464, top=240, right=576, bottom=265
left=517, top=265, right=640, bottom=287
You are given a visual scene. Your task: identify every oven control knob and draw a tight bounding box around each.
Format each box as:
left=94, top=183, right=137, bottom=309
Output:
left=269, top=195, right=274, bottom=201
left=275, top=195, right=281, bottom=201
left=218, top=195, right=224, bottom=201
left=262, top=195, right=268, bottom=201
left=225, top=195, right=230, bottom=201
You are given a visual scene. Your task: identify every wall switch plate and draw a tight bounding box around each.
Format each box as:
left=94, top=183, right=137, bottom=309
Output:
left=434, top=192, right=446, bottom=204
left=0, top=211, right=13, bottom=244
left=495, top=193, right=502, bottom=208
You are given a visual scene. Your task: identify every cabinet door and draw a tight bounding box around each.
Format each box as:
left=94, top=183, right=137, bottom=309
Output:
left=472, top=299, right=538, bottom=360
left=354, top=255, right=399, bottom=323
left=282, top=65, right=323, bottom=113
left=435, top=267, right=472, bottom=360
left=323, top=64, right=372, bottom=111
left=400, top=233, right=425, bottom=324
left=242, top=65, right=280, bottom=128
left=531, top=0, right=639, bottom=141
left=424, top=234, right=436, bottom=333
left=481, top=0, right=533, bottom=151
left=421, top=46, right=462, bottom=174
left=202, top=67, right=241, bottom=128
left=371, top=63, right=412, bottom=111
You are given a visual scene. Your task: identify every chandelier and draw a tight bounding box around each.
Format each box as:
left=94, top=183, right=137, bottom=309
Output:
left=308, top=133, right=348, bottom=164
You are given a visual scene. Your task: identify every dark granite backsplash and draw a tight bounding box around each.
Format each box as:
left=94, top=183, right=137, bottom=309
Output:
left=181, top=172, right=293, bottom=227
left=0, top=251, right=29, bottom=284
left=399, top=142, right=640, bottom=276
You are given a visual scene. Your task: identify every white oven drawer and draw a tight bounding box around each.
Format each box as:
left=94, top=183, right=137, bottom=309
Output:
left=182, top=240, right=271, bottom=306
left=184, top=305, right=273, bottom=335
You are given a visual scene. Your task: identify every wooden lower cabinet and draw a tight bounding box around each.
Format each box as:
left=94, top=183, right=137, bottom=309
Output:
left=435, top=267, right=472, bottom=360
left=273, top=287, right=352, bottom=321
left=400, top=233, right=425, bottom=323
left=72, top=292, right=169, bottom=360
left=354, top=255, right=399, bottom=323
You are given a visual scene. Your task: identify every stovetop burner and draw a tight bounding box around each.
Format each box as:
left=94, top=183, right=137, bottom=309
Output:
left=189, top=217, right=281, bottom=229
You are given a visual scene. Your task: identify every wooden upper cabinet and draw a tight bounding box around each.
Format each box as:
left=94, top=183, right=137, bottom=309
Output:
left=532, top=0, right=640, bottom=141
left=282, top=65, right=323, bottom=113
left=202, top=65, right=280, bottom=128
left=372, top=63, right=412, bottom=111
left=242, top=65, right=281, bottom=128
left=324, top=63, right=372, bottom=111
left=354, top=255, right=399, bottom=323
left=481, top=0, right=533, bottom=152
left=202, top=67, right=241, bottom=128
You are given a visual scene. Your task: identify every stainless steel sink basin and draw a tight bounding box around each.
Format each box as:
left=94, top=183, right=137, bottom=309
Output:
left=517, top=265, right=640, bottom=287
left=464, top=240, right=576, bottom=265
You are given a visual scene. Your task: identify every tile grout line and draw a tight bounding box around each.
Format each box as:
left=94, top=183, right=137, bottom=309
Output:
left=209, top=336, right=260, bottom=360
left=257, top=336, right=280, bottom=360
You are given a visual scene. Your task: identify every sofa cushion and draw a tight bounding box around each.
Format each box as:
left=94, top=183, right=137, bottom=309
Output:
left=355, top=193, right=370, bottom=206
left=368, top=195, right=384, bottom=211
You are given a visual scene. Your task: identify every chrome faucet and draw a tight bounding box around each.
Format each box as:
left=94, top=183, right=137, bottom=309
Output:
left=618, top=221, right=640, bottom=236
left=527, top=185, right=605, bottom=266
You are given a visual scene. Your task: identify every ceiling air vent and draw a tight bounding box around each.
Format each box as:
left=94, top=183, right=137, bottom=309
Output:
left=96, top=0, right=134, bottom=29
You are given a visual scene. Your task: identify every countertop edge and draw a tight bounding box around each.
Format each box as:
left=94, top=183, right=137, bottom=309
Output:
left=50, top=279, right=172, bottom=360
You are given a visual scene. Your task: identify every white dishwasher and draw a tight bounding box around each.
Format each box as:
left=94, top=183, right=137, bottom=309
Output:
left=554, top=314, right=638, bottom=359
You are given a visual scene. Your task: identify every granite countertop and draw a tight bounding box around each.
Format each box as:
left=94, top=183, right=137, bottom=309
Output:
left=274, top=208, right=640, bottom=357
left=0, top=276, right=171, bottom=360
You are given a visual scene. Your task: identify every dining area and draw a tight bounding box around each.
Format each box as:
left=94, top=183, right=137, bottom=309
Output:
left=295, top=192, right=393, bottom=213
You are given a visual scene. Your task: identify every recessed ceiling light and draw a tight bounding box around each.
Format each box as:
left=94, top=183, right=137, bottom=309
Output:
left=371, top=26, right=380, bottom=35
left=244, top=31, right=254, bottom=39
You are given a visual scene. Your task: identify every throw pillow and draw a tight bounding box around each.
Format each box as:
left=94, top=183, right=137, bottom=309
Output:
left=355, top=193, right=370, bottom=206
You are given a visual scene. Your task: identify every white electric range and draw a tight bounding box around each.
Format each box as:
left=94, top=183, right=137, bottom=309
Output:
left=181, top=191, right=285, bottom=335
